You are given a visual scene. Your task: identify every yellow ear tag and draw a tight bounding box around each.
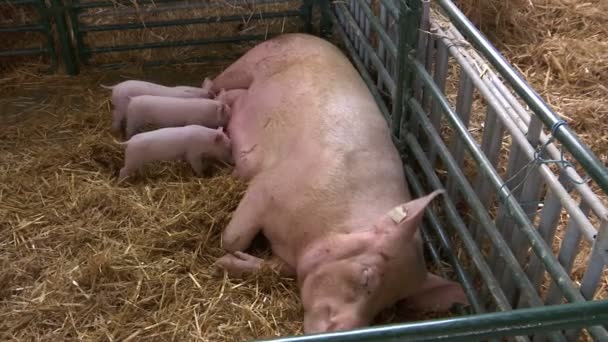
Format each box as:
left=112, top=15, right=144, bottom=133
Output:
left=387, top=205, right=408, bottom=224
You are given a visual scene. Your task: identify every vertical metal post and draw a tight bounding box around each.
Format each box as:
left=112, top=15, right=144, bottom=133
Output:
left=317, top=0, right=333, bottom=38
left=393, top=0, right=421, bottom=139
left=50, top=0, right=78, bottom=74
left=300, top=0, right=314, bottom=33
left=36, top=0, right=58, bottom=72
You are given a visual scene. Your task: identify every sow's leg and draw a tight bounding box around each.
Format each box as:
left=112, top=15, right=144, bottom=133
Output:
left=221, top=182, right=266, bottom=252
left=215, top=252, right=295, bottom=278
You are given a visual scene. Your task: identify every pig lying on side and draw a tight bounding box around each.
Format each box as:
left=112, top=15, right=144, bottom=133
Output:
left=118, top=125, right=233, bottom=181
left=124, top=95, right=230, bottom=140
left=208, top=33, right=469, bottom=334
left=102, top=79, right=214, bottom=138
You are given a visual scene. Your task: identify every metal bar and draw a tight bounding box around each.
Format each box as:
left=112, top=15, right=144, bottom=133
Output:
left=437, top=24, right=598, bottom=243
left=422, top=29, right=435, bottom=112
left=0, top=47, right=48, bottom=56
left=581, top=218, right=608, bottom=299
left=390, top=0, right=409, bottom=137
left=36, top=0, right=58, bottom=71
left=525, top=173, right=571, bottom=295
left=378, top=0, right=399, bottom=18
left=412, top=0, right=430, bottom=104
left=94, top=54, right=236, bottom=70
left=83, top=34, right=273, bottom=54
left=428, top=38, right=448, bottom=165
left=398, top=0, right=421, bottom=136
left=497, top=120, right=545, bottom=307
left=408, top=57, right=608, bottom=340
left=0, top=24, right=44, bottom=32
left=255, top=300, right=608, bottom=342
left=446, top=71, right=474, bottom=203
left=49, top=0, right=78, bottom=74
left=72, top=0, right=291, bottom=9
left=1, top=0, right=38, bottom=4
left=544, top=202, right=592, bottom=306
left=329, top=10, right=390, bottom=121
left=336, top=2, right=395, bottom=93
left=377, top=2, right=388, bottom=89
left=471, top=106, right=504, bottom=242
left=436, top=0, right=608, bottom=196
left=78, top=10, right=301, bottom=32
left=355, top=0, right=396, bottom=58
left=403, top=164, right=483, bottom=313
left=300, top=0, right=313, bottom=33
left=363, top=0, right=371, bottom=68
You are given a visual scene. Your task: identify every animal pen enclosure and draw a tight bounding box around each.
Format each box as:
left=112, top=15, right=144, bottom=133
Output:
left=1, top=0, right=608, bottom=341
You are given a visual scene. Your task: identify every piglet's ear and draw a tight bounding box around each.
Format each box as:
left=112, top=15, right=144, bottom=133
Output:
left=202, top=77, right=213, bottom=90
left=387, top=189, right=444, bottom=240
left=399, top=272, right=468, bottom=312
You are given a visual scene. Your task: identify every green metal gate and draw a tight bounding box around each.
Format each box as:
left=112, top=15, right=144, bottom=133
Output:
left=0, top=0, right=58, bottom=69
left=2, top=0, right=314, bottom=73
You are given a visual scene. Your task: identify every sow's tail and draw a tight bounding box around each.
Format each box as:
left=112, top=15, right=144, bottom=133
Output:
left=100, top=84, right=115, bottom=90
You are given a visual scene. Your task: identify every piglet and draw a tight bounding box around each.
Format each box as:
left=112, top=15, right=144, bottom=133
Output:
left=124, top=95, right=230, bottom=140
left=118, top=125, right=233, bottom=181
left=101, top=79, right=214, bottom=138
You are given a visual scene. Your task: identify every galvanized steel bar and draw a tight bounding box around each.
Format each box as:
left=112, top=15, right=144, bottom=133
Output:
left=355, top=0, right=396, bottom=58
left=73, top=0, right=289, bottom=9
left=446, top=72, right=474, bottom=203
left=335, top=2, right=395, bottom=93
left=427, top=38, right=448, bottom=166
left=45, top=0, right=76, bottom=74
left=407, top=57, right=608, bottom=340
left=412, top=0, right=430, bottom=104
left=544, top=202, right=592, bottom=306
left=581, top=218, right=608, bottom=300
left=525, top=173, right=571, bottom=296
left=0, top=47, right=49, bottom=57
left=0, top=24, right=44, bottom=33
left=78, top=11, right=301, bottom=32
left=436, top=24, right=598, bottom=243
left=471, top=107, right=504, bottom=242
left=397, top=0, right=420, bottom=135
left=403, top=165, right=483, bottom=314
left=389, top=0, right=410, bottom=137
left=256, top=300, right=608, bottom=342
left=328, top=10, right=390, bottom=120
left=377, top=2, right=388, bottom=89
left=422, top=29, right=436, bottom=112
left=84, top=34, right=272, bottom=54
left=436, top=0, right=608, bottom=196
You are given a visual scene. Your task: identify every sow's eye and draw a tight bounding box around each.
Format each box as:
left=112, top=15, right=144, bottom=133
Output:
left=359, top=267, right=378, bottom=295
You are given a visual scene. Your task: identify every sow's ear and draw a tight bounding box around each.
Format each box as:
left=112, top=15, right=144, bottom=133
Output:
left=400, top=272, right=469, bottom=312
left=386, top=189, right=445, bottom=240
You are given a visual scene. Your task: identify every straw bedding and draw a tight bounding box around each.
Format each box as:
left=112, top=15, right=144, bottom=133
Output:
left=1, top=0, right=606, bottom=340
